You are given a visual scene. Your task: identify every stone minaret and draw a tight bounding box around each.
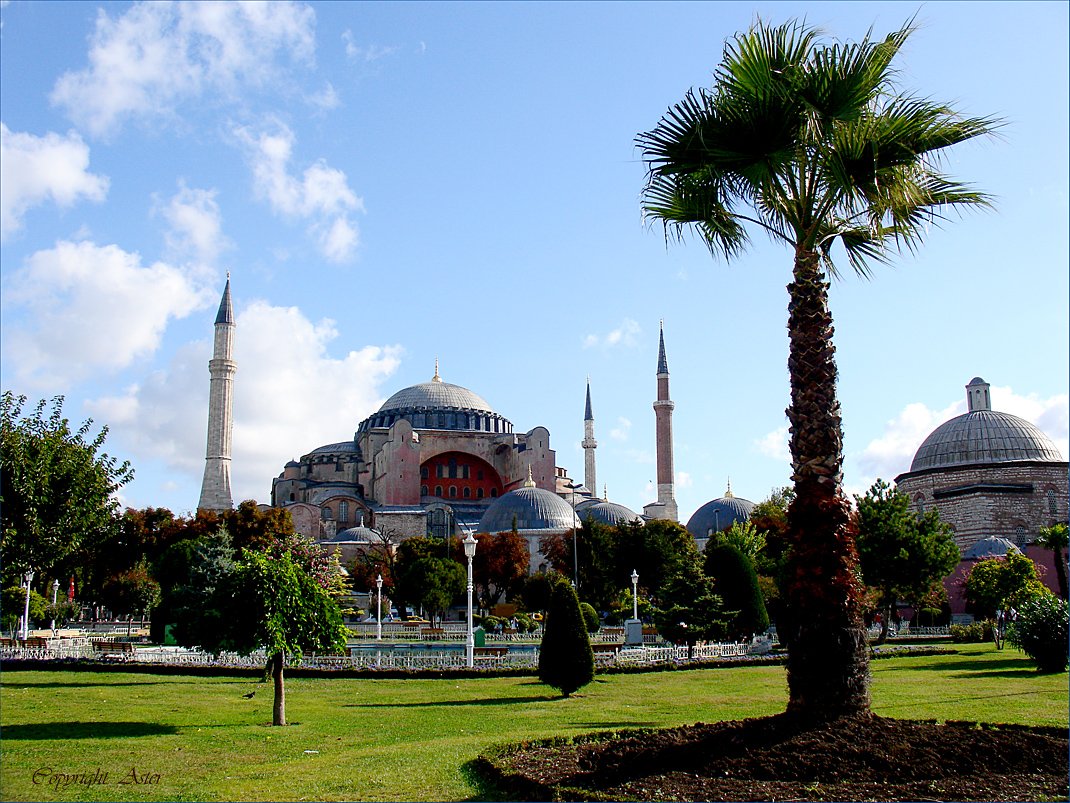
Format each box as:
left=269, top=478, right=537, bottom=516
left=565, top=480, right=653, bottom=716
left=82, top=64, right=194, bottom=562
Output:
left=582, top=378, right=597, bottom=494
left=198, top=277, right=236, bottom=512
left=644, top=322, right=678, bottom=521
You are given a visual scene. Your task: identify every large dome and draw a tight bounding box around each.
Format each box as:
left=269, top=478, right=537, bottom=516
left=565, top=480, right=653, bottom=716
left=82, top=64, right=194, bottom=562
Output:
left=478, top=485, right=578, bottom=533
left=909, top=378, right=1062, bottom=472
left=357, top=368, right=512, bottom=434
left=686, top=490, right=755, bottom=538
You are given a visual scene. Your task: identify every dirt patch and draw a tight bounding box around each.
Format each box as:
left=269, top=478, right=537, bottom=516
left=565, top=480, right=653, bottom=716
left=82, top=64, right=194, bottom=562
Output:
left=483, top=714, right=1069, bottom=801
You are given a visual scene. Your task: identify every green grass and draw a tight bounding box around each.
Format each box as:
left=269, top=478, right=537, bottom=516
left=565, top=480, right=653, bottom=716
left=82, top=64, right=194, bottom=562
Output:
left=1, top=643, right=1065, bottom=802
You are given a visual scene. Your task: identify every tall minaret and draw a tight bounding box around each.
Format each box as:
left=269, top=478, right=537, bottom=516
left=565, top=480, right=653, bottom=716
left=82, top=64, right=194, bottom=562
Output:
left=643, top=321, right=678, bottom=521
left=198, top=277, right=236, bottom=512
left=582, top=378, right=597, bottom=495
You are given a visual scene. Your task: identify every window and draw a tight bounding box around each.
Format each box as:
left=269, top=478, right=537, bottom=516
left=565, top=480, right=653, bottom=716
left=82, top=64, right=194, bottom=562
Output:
left=1048, top=489, right=1058, bottom=515
left=461, top=465, right=470, bottom=479
left=449, top=486, right=457, bottom=498
left=321, top=506, right=332, bottom=521
left=463, top=487, right=471, bottom=499
left=490, top=488, right=498, bottom=498
left=477, top=488, right=484, bottom=499
left=421, top=466, right=429, bottom=479
left=336, top=459, right=343, bottom=472
left=338, top=501, right=349, bottom=523
left=435, top=485, right=443, bottom=497
left=914, top=493, right=925, bottom=513
left=421, top=485, right=429, bottom=496
left=1014, top=525, right=1027, bottom=548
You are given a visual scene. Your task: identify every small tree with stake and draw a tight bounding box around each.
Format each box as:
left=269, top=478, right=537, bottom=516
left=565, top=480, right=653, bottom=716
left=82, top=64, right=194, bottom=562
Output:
left=538, top=580, right=594, bottom=698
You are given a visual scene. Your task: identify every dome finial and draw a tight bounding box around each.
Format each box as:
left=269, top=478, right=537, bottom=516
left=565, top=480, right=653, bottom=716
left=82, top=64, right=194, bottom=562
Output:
left=725, top=478, right=734, bottom=498
left=523, top=464, right=536, bottom=488
left=433, top=358, right=441, bottom=383
left=603, top=483, right=608, bottom=501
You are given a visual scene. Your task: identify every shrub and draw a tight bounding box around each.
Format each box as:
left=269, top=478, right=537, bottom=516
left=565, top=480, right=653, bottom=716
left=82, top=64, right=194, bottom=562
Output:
left=538, top=581, right=594, bottom=697
left=480, top=615, right=502, bottom=632
left=1007, top=595, right=1069, bottom=673
left=513, top=612, right=535, bottom=633
left=949, top=620, right=994, bottom=643
left=578, top=602, right=600, bottom=633
left=704, top=542, right=769, bottom=639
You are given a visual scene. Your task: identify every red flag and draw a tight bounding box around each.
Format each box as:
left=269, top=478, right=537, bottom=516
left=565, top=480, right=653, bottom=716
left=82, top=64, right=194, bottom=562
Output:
left=68, top=576, right=75, bottom=602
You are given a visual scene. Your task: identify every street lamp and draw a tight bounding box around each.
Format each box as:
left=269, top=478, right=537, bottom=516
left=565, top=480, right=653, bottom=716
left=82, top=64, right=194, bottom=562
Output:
left=631, top=570, right=639, bottom=621
left=565, top=482, right=587, bottom=589
left=375, top=574, right=383, bottom=641
left=21, top=571, right=34, bottom=641
left=463, top=532, right=478, bottom=668
left=50, top=579, right=60, bottom=634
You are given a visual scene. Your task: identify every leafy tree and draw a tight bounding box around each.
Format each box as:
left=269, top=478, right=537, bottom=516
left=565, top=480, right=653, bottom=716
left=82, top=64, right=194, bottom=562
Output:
left=654, top=562, right=727, bottom=655
left=347, top=526, right=404, bottom=601
left=1007, top=595, right=1069, bottom=673
left=964, top=552, right=1050, bottom=622
left=854, top=480, right=960, bottom=643
left=578, top=601, right=600, bottom=633
left=717, top=521, right=766, bottom=564
left=1036, top=524, right=1068, bottom=600
left=399, top=557, right=466, bottom=625
left=704, top=542, right=769, bottom=640
left=538, top=579, right=595, bottom=697
left=518, top=570, right=567, bottom=615
left=2, top=586, right=47, bottom=633
left=1, top=392, right=132, bottom=587
left=637, top=18, right=997, bottom=719
left=470, top=530, right=530, bottom=607
left=614, top=519, right=699, bottom=607
left=101, top=560, right=160, bottom=633
left=161, top=527, right=236, bottom=648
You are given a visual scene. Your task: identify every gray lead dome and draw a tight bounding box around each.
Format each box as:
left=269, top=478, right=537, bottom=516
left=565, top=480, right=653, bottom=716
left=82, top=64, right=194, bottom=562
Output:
left=478, top=486, right=578, bottom=532
left=909, top=410, right=1062, bottom=471
left=357, top=373, right=513, bottom=434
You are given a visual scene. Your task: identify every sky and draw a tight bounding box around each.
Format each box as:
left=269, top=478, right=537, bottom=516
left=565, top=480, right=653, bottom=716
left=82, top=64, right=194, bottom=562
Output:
left=1, top=0, right=1067, bottom=526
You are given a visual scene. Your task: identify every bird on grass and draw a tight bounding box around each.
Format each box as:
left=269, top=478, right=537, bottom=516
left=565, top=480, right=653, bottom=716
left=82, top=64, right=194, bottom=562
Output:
left=241, top=690, right=256, bottom=699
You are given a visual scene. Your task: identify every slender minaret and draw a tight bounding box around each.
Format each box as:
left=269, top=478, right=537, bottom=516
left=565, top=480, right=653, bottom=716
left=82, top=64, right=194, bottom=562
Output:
left=644, top=321, right=678, bottom=521
left=198, top=277, right=236, bottom=512
left=582, top=378, right=597, bottom=495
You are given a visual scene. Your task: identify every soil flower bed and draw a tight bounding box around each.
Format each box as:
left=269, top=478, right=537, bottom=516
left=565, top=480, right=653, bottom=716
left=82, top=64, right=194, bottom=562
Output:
left=478, top=712, right=1069, bottom=802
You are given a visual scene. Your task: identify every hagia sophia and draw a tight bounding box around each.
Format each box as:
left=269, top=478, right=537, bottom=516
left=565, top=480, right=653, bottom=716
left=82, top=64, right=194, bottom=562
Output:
left=197, top=280, right=1068, bottom=611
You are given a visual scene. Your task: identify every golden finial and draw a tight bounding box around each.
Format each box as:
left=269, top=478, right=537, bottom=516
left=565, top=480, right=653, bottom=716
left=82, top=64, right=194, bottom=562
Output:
left=725, top=478, right=734, bottom=499
left=523, top=465, right=536, bottom=488
left=432, top=358, right=441, bottom=382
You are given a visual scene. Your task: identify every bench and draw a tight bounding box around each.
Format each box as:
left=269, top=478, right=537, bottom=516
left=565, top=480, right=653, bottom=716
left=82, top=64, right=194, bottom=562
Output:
left=92, top=640, right=135, bottom=659
left=23, top=636, right=50, bottom=648
left=591, top=643, right=621, bottom=655
left=473, top=647, right=508, bottom=660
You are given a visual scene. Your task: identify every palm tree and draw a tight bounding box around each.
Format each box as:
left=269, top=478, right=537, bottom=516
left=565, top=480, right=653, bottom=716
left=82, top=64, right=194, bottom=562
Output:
left=637, top=18, right=998, bottom=721
left=1037, top=524, right=1069, bottom=600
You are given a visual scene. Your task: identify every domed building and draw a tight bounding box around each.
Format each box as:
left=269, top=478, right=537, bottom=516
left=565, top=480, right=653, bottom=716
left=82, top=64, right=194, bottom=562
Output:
left=895, top=377, right=1067, bottom=554
left=272, top=364, right=557, bottom=542
left=686, top=484, right=755, bottom=552
left=476, top=469, right=579, bottom=570
left=575, top=489, right=642, bottom=527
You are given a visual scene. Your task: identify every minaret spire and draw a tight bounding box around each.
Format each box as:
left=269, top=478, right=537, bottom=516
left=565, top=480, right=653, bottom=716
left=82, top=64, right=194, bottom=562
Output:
left=198, top=277, right=236, bottom=512
left=644, top=321, right=678, bottom=521
left=582, top=377, right=597, bottom=495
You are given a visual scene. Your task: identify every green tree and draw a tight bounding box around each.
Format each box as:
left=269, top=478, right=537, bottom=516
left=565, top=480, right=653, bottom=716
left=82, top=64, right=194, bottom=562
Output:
left=2, top=586, right=47, bottom=633
left=1, top=393, right=132, bottom=587
left=854, top=479, right=960, bottom=643
left=101, top=560, right=161, bottom=634
left=538, top=579, right=595, bottom=697
left=654, top=562, right=727, bottom=655
left=1007, top=595, right=1069, bottom=673
left=717, top=521, right=767, bottom=564
left=399, top=557, right=466, bottom=625
left=637, top=18, right=997, bottom=719
left=470, top=530, right=530, bottom=607
left=964, top=552, right=1050, bottom=625
left=704, top=542, right=769, bottom=640
left=578, top=601, right=600, bottom=633
left=1036, top=524, right=1068, bottom=600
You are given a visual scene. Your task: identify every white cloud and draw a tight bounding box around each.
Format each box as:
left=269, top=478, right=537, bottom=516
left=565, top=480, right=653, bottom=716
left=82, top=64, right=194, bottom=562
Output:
left=89, top=300, right=402, bottom=509
left=755, top=425, right=790, bottom=463
left=50, top=1, right=316, bottom=137
left=308, top=82, right=340, bottom=111
left=342, top=31, right=399, bottom=62
left=583, top=319, right=641, bottom=349
left=676, top=470, right=693, bottom=489
left=0, top=124, right=109, bottom=238
left=610, top=416, right=631, bottom=441
left=156, top=182, right=230, bottom=270
left=1, top=240, right=209, bottom=389
left=233, top=121, right=363, bottom=262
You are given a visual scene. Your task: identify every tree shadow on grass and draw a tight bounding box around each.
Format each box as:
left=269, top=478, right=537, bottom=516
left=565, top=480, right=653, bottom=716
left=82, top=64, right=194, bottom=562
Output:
left=2, top=722, right=179, bottom=740
left=909, top=657, right=1034, bottom=674
left=459, top=758, right=511, bottom=802
left=3, top=680, right=176, bottom=689
left=343, top=694, right=557, bottom=708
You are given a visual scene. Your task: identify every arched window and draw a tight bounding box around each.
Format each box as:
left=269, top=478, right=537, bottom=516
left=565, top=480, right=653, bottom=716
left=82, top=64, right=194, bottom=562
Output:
left=427, top=508, right=453, bottom=541
left=914, top=493, right=925, bottom=513
left=338, top=501, right=349, bottom=523
left=421, top=485, right=429, bottom=496
left=321, top=506, right=332, bottom=521
left=490, top=488, right=498, bottom=498
left=463, top=487, right=471, bottom=499
left=1014, top=525, right=1027, bottom=548
left=477, top=488, right=484, bottom=499
left=1048, top=489, right=1058, bottom=515
left=449, top=486, right=457, bottom=498
left=435, top=485, right=443, bottom=497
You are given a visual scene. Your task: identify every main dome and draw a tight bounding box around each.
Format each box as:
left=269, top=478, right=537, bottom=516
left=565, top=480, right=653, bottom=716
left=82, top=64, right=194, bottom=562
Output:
left=909, top=378, right=1062, bottom=472
left=357, top=368, right=512, bottom=434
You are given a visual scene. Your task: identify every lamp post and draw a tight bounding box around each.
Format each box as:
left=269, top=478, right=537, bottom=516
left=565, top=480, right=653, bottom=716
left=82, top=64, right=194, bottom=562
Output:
left=50, top=579, right=60, bottom=633
left=21, top=571, right=34, bottom=641
left=375, top=574, right=383, bottom=640
left=565, top=482, right=586, bottom=589
left=463, top=532, right=478, bottom=668
left=631, top=570, right=639, bottom=621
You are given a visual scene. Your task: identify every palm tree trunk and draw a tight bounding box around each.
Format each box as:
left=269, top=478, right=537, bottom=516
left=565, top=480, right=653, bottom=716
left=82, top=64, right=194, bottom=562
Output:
left=782, top=247, right=870, bottom=721
left=271, top=651, right=286, bottom=726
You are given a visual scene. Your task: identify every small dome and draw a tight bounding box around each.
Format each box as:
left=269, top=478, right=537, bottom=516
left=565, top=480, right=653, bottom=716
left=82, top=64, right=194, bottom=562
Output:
left=478, top=486, right=578, bottom=533
left=909, top=378, right=1063, bottom=472
left=686, top=492, right=755, bottom=538
left=963, top=536, right=1020, bottom=560
left=309, top=440, right=360, bottom=456
left=327, top=523, right=380, bottom=543
left=579, top=500, right=641, bottom=527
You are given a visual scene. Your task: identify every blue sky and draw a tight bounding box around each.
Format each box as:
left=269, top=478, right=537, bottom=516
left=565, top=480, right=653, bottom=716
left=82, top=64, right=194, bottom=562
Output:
left=2, top=0, right=1067, bottom=525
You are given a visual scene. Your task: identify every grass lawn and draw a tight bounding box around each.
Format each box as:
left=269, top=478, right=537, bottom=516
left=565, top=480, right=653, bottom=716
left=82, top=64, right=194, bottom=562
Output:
left=1, top=643, right=1065, bottom=802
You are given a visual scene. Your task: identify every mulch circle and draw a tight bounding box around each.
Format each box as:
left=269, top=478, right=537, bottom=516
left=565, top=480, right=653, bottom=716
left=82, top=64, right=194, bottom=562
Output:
left=479, top=713, right=1069, bottom=801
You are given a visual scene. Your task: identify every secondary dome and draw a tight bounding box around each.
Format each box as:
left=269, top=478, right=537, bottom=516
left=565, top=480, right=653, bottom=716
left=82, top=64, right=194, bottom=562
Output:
left=963, top=536, right=1020, bottom=560
left=357, top=364, right=513, bottom=434
left=686, top=485, right=755, bottom=538
left=909, top=378, right=1062, bottom=472
left=478, top=475, right=578, bottom=533
left=578, top=499, right=641, bottom=527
